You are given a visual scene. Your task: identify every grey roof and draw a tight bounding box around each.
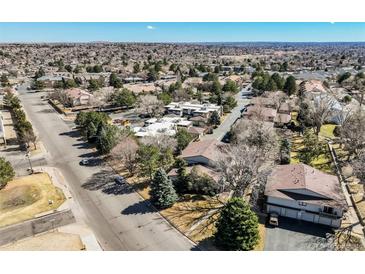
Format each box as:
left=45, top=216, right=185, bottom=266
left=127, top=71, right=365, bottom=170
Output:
left=37, top=76, right=63, bottom=81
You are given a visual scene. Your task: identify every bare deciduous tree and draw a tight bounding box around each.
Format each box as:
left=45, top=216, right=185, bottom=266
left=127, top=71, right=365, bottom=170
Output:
left=306, top=95, right=337, bottom=135
left=140, top=134, right=177, bottom=152
left=172, top=88, right=192, bottom=102
left=135, top=95, right=164, bottom=117
left=110, top=137, right=139, bottom=175
left=217, top=119, right=279, bottom=200
left=340, top=110, right=365, bottom=159
left=352, top=150, right=365, bottom=201
left=263, top=90, right=287, bottom=109
left=49, top=90, right=72, bottom=107
left=352, top=151, right=365, bottom=181
left=353, top=77, right=365, bottom=107
left=217, top=144, right=264, bottom=198
left=231, top=119, right=279, bottom=161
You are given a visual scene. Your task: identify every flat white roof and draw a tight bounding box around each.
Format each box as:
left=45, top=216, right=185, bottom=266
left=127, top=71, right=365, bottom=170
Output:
left=166, top=102, right=221, bottom=112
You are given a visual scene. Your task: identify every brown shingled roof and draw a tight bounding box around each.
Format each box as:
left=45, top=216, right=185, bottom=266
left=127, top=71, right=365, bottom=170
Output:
left=181, top=139, right=222, bottom=163
left=265, top=163, right=347, bottom=208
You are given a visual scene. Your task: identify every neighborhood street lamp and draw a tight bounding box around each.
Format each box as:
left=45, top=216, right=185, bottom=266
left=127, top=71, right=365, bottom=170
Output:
left=25, top=151, right=33, bottom=174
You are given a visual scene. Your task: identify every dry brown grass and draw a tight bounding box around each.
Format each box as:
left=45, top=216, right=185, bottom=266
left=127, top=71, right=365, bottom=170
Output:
left=0, top=173, right=66, bottom=227
left=0, top=232, right=84, bottom=251
left=335, top=231, right=365, bottom=251
left=253, top=222, right=266, bottom=251
left=161, top=195, right=224, bottom=243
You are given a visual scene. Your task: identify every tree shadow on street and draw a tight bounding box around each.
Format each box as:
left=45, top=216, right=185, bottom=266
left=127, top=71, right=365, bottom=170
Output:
left=37, top=108, right=55, bottom=114
left=72, top=142, right=93, bottom=149
left=81, top=169, right=134, bottom=196
left=121, top=200, right=157, bottom=215
left=132, top=180, right=150, bottom=192
left=78, top=151, right=100, bottom=158
left=190, top=236, right=218, bottom=251
left=60, top=130, right=80, bottom=138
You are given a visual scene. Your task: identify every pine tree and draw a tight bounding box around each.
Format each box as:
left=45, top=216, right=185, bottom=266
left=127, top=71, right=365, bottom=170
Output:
left=209, top=111, right=221, bottom=126
left=214, top=198, right=259, bottom=251
left=0, top=157, right=15, bottom=190
left=150, top=168, right=178, bottom=209
left=283, top=76, right=297, bottom=96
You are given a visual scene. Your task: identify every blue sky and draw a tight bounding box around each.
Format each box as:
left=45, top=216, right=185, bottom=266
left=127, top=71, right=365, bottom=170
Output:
left=0, top=23, right=364, bottom=43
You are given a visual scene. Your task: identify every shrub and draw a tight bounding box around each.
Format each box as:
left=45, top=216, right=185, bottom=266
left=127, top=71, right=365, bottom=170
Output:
left=333, top=125, right=342, bottom=137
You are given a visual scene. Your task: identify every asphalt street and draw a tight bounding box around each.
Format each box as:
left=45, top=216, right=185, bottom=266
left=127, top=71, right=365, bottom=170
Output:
left=16, top=84, right=195, bottom=251
left=202, top=84, right=252, bottom=141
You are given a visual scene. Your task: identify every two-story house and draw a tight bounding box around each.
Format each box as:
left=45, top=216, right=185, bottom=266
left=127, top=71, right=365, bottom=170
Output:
left=265, top=163, right=347, bottom=228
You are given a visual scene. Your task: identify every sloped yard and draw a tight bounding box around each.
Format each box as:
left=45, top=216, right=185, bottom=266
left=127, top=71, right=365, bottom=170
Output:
left=0, top=173, right=65, bottom=227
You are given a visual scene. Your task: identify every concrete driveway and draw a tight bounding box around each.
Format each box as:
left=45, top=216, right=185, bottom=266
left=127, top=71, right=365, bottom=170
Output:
left=264, top=217, right=335, bottom=251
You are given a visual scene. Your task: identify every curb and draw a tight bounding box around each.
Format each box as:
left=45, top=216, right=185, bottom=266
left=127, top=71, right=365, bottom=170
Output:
left=106, top=160, right=201, bottom=250
left=328, top=142, right=365, bottom=239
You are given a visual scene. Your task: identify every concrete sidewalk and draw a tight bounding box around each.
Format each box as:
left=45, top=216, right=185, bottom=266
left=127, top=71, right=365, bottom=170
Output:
left=328, top=142, right=365, bottom=246
left=33, top=166, right=102, bottom=250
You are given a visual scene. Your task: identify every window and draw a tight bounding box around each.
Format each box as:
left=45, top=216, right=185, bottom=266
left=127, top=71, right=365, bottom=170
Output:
left=298, top=201, right=307, bottom=206
left=323, top=206, right=334, bottom=214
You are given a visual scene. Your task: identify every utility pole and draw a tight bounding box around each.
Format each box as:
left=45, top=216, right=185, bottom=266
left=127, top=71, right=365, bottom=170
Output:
left=25, top=150, right=33, bottom=174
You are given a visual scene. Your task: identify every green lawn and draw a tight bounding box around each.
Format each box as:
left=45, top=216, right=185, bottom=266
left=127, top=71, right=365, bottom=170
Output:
left=319, top=124, right=336, bottom=139
left=290, top=132, right=334, bottom=174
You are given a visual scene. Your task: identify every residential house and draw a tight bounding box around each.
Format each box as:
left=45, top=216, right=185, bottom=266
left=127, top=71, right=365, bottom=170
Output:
left=243, top=98, right=291, bottom=127
left=265, top=163, right=347, bottom=228
left=64, top=88, right=94, bottom=107
left=36, top=76, right=64, bottom=88
left=187, top=126, right=207, bottom=140
left=165, top=101, right=223, bottom=118
left=180, top=139, right=223, bottom=167
left=250, top=97, right=277, bottom=109
left=299, top=80, right=328, bottom=95
left=189, top=115, right=209, bottom=127
left=243, top=105, right=277, bottom=123
left=132, top=117, right=190, bottom=138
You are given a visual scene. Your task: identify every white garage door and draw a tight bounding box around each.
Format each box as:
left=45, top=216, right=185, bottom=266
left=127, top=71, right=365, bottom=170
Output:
left=284, top=208, right=298, bottom=219
left=301, top=212, right=315, bottom=222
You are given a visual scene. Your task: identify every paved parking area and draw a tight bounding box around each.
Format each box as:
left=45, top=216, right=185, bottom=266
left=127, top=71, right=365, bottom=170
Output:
left=264, top=217, right=335, bottom=251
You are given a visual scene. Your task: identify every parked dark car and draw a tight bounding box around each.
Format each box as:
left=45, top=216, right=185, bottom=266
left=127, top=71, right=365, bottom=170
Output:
left=79, top=159, right=90, bottom=166
left=114, top=175, right=125, bottom=185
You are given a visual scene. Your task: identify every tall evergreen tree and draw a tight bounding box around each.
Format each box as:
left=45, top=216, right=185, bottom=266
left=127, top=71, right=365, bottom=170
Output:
left=0, top=157, right=15, bottom=190
left=150, top=168, right=178, bottom=209
left=283, top=76, right=297, bottom=96
left=214, top=198, right=259, bottom=251
left=209, top=111, right=221, bottom=126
